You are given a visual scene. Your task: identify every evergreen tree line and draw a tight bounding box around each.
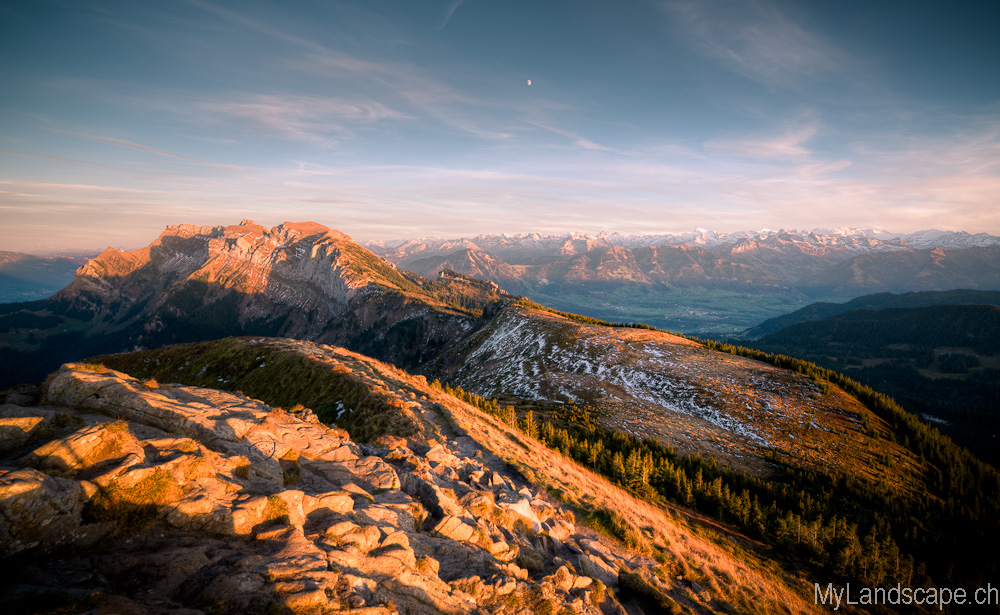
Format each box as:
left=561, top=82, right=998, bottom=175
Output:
left=515, top=298, right=674, bottom=333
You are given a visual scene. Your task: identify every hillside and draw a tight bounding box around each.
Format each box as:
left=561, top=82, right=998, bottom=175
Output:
left=427, top=304, right=921, bottom=485
left=0, top=343, right=825, bottom=615
left=66, top=334, right=1000, bottom=612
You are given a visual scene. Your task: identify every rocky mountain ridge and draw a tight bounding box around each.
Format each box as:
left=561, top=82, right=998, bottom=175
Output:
left=0, top=220, right=509, bottom=389
left=367, top=228, right=1000, bottom=261
left=368, top=228, right=1000, bottom=289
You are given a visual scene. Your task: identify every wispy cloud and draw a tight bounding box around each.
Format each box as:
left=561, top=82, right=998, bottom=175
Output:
left=0, top=179, right=170, bottom=196
left=665, top=0, right=852, bottom=88
left=184, top=0, right=329, bottom=56
left=49, top=129, right=246, bottom=172
left=526, top=122, right=621, bottom=153
left=436, top=0, right=467, bottom=32
left=0, top=148, right=110, bottom=168
left=199, top=95, right=407, bottom=145
left=704, top=122, right=818, bottom=160
left=186, top=0, right=513, bottom=142
left=292, top=49, right=518, bottom=140
left=51, top=129, right=197, bottom=161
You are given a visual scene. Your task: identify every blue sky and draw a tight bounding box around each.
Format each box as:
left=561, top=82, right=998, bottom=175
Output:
left=2, top=0, right=999, bottom=252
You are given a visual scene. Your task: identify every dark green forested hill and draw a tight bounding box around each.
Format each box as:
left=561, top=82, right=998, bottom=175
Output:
left=740, top=289, right=1000, bottom=340
left=757, top=304, right=1000, bottom=353
left=750, top=303, right=1000, bottom=464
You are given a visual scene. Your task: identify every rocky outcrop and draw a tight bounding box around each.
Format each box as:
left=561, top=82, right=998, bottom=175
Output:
left=0, top=467, right=102, bottom=557
left=0, top=364, right=630, bottom=614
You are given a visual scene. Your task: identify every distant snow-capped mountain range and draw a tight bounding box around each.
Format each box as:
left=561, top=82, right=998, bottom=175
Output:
left=366, top=228, right=1000, bottom=256
left=365, top=228, right=1000, bottom=324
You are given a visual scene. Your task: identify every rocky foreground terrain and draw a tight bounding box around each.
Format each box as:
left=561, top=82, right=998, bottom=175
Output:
left=0, top=341, right=821, bottom=615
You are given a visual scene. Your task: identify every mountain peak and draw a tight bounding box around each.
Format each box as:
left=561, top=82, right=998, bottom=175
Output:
left=274, top=220, right=334, bottom=238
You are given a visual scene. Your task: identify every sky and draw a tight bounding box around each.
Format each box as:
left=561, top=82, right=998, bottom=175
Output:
left=2, top=0, right=999, bottom=252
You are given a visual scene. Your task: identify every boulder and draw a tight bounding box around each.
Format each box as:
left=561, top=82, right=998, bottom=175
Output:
left=496, top=494, right=541, bottom=530
left=543, top=517, right=574, bottom=542
left=0, top=468, right=103, bottom=556
left=21, top=423, right=144, bottom=475
left=432, top=515, right=477, bottom=543
left=0, top=416, right=45, bottom=456
left=575, top=553, right=618, bottom=588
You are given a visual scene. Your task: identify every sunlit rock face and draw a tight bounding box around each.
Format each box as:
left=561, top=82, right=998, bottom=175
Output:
left=62, top=219, right=395, bottom=322
left=0, top=361, right=620, bottom=614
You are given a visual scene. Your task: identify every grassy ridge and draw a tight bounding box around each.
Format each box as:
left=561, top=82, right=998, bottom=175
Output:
left=93, top=338, right=423, bottom=442
left=521, top=295, right=998, bottom=502
left=506, top=300, right=1000, bottom=590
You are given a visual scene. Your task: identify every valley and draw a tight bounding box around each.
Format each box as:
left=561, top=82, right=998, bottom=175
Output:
left=0, top=251, right=88, bottom=303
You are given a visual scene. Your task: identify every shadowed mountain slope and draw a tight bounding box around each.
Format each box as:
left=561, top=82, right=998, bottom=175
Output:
left=744, top=297, right=1000, bottom=464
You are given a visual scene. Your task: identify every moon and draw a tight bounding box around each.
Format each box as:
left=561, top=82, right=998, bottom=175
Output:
left=527, top=79, right=532, bottom=86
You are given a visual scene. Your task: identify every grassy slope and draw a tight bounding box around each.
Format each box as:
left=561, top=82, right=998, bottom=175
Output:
left=434, top=303, right=925, bottom=496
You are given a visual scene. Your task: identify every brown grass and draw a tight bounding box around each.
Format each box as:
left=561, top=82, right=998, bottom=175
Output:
left=87, top=467, right=182, bottom=536
left=264, top=495, right=290, bottom=525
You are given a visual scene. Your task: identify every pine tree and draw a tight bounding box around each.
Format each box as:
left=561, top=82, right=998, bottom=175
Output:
left=587, top=440, right=603, bottom=468
left=625, top=449, right=643, bottom=489
left=499, top=405, right=517, bottom=426
left=520, top=410, right=539, bottom=439
left=612, top=451, right=626, bottom=482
